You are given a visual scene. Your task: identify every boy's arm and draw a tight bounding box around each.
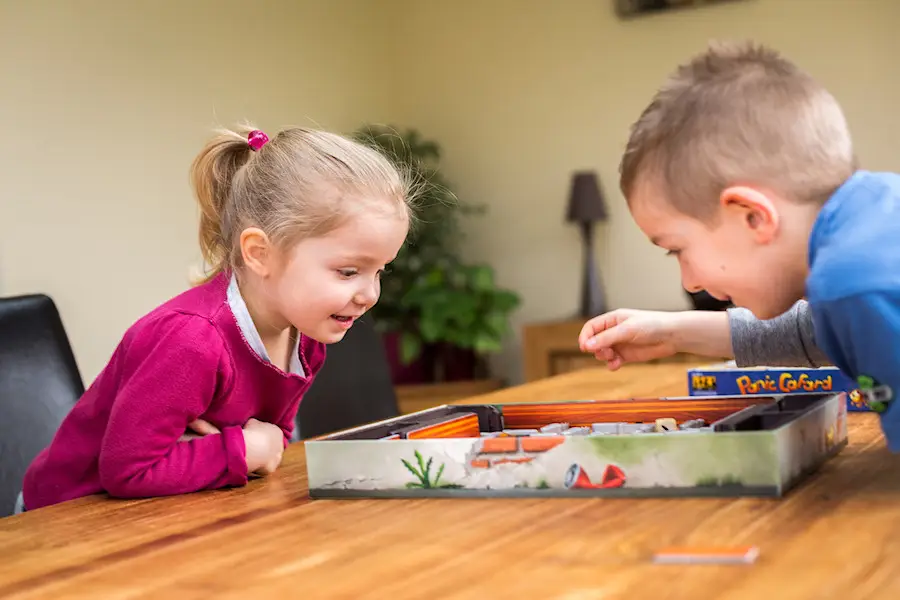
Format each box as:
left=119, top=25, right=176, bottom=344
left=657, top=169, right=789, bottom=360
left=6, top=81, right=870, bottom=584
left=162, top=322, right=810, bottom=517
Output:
left=728, top=300, right=832, bottom=368
left=811, top=292, right=900, bottom=452
left=98, top=314, right=248, bottom=498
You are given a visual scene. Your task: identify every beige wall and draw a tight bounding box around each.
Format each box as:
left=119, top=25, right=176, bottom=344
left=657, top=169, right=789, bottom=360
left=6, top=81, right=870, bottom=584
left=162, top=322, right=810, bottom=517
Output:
left=2, top=0, right=898, bottom=385
left=0, top=1, right=397, bottom=383
left=390, top=0, right=900, bottom=383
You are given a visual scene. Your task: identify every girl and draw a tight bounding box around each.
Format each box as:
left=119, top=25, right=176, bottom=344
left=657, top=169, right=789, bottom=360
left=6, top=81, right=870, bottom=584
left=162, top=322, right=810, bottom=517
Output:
left=20, top=124, right=413, bottom=511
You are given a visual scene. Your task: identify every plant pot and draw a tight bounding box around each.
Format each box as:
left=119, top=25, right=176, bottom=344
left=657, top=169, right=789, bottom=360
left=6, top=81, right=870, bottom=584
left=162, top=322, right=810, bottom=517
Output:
left=382, top=331, right=435, bottom=384
left=435, top=343, right=488, bottom=382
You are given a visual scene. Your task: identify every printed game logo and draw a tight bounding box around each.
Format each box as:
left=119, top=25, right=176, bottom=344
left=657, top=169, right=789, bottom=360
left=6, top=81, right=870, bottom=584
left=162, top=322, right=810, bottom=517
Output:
left=735, top=373, right=834, bottom=395
left=691, top=374, right=717, bottom=392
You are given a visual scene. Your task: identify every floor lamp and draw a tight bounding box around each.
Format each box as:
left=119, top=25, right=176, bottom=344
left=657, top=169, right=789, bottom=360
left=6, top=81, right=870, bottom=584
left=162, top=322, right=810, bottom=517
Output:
left=566, top=171, right=609, bottom=318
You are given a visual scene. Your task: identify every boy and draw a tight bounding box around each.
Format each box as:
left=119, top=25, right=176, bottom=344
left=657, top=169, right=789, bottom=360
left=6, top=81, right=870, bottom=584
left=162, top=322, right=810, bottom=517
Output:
left=579, top=40, right=900, bottom=451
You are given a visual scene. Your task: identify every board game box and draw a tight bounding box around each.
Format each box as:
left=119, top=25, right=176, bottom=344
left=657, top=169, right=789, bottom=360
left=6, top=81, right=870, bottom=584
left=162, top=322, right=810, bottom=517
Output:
left=687, top=361, right=869, bottom=411
left=304, top=391, right=848, bottom=499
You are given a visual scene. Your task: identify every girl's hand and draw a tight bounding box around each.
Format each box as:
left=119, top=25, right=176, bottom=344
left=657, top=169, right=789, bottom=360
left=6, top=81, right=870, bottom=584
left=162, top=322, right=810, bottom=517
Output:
left=178, top=419, right=221, bottom=441
left=242, top=418, right=284, bottom=476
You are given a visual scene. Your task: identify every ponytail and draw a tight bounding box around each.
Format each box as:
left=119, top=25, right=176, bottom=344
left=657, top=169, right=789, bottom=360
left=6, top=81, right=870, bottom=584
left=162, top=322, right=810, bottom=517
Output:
left=189, top=124, right=259, bottom=282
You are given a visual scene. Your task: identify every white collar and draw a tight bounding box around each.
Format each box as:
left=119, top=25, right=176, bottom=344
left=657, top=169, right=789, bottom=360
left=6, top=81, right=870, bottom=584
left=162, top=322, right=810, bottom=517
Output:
left=226, top=273, right=304, bottom=377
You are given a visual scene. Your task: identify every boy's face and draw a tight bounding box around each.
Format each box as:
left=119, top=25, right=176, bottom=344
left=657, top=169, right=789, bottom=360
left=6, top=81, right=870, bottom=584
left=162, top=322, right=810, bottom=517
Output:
left=628, top=180, right=807, bottom=320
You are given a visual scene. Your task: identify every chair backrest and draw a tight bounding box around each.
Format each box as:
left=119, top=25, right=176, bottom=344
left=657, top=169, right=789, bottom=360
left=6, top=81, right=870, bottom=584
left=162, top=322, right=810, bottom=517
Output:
left=0, top=294, right=84, bottom=516
left=295, top=314, right=399, bottom=439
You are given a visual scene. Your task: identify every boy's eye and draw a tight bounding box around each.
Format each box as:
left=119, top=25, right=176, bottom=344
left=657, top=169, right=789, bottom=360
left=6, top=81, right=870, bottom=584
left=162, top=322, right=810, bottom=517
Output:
left=338, top=269, right=358, bottom=278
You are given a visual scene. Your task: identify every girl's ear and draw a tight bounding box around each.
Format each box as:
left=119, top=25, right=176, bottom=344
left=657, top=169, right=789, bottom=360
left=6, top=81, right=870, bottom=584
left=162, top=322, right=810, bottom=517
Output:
left=719, top=185, right=780, bottom=243
left=239, top=227, right=273, bottom=277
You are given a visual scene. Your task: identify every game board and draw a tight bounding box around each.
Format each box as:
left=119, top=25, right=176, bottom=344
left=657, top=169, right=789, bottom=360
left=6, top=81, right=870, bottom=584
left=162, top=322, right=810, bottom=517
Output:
left=304, top=391, right=848, bottom=499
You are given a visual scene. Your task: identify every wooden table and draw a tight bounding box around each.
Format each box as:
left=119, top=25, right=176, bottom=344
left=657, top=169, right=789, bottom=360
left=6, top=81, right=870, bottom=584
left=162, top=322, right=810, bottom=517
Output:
left=2, top=363, right=900, bottom=599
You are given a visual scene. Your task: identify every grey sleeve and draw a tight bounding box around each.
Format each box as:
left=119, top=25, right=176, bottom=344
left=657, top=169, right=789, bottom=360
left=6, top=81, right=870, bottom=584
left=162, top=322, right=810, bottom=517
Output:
left=727, top=300, right=831, bottom=368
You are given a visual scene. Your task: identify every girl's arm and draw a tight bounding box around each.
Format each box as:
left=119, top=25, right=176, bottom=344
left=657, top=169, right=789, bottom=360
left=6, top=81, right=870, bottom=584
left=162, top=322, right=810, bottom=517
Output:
left=727, top=300, right=831, bottom=368
left=97, top=313, right=248, bottom=498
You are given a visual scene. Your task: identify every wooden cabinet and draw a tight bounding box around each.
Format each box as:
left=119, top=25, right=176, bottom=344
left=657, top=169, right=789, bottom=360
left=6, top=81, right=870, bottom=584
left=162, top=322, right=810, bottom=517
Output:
left=522, top=318, right=712, bottom=382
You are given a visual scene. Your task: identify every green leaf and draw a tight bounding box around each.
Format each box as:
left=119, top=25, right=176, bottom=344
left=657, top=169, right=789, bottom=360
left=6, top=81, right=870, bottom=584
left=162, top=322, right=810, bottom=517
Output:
left=424, top=267, right=444, bottom=287
left=485, top=311, right=509, bottom=337
left=473, top=334, right=503, bottom=354
left=418, top=317, right=442, bottom=343
left=401, top=458, right=424, bottom=483
left=491, top=290, right=521, bottom=312
left=433, top=463, right=445, bottom=487
left=423, top=456, right=434, bottom=487
left=469, top=265, right=494, bottom=291
left=400, top=332, right=423, bottom=365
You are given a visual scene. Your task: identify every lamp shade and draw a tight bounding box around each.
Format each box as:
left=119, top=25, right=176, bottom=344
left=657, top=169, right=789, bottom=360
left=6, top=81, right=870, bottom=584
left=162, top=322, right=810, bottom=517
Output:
left=566, top=171, right=608, bottom=223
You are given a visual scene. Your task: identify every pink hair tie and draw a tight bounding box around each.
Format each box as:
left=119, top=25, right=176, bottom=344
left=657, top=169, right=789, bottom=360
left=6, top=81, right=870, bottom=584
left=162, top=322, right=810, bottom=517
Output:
left=247, top=130, right=269, bottom=151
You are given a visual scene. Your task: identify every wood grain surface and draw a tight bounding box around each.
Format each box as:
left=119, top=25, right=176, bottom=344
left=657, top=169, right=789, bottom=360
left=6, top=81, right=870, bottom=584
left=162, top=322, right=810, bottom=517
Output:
left=2, top=363, right=899, bottom=599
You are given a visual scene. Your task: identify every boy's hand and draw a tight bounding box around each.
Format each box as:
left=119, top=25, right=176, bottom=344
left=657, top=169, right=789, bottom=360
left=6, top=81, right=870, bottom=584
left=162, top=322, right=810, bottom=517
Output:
left=579, top=309, right=679, bottom=370
left=178, top=419, right=220, bottom=441
left=242, top=418, right=284, bottom=476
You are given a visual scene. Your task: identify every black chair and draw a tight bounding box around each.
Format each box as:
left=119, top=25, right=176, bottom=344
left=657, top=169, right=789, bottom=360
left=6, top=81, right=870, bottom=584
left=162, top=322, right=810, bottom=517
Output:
left=0, top=294, right=84, bottom=517
left=295, top=314, right=400, bottom=439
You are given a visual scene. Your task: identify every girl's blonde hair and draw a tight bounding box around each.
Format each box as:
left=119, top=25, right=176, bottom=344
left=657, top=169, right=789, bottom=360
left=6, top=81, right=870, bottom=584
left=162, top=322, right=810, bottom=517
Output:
left=189, top=123, right=414, bottom=282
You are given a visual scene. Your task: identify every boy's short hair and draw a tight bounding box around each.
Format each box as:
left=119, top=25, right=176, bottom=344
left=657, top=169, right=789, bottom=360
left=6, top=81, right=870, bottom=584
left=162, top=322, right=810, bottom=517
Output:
left=619, top=40, right=857, bottom=220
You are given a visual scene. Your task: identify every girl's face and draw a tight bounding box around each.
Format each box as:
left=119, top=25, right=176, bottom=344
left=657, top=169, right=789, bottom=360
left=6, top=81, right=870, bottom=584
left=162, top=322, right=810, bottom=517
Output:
left=263, top=207, right=409, bottom=344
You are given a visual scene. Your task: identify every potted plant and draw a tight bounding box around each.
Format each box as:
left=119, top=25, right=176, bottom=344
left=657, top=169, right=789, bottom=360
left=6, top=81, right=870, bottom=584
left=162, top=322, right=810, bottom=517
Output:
left=352, top=124, right=484, bottom=383
left=399, top=260, right=521, bottom=382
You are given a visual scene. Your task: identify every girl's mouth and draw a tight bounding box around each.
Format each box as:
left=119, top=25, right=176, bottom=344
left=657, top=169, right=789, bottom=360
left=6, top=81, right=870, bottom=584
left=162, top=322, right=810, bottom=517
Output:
left=331, top=315, right=356, bottom=328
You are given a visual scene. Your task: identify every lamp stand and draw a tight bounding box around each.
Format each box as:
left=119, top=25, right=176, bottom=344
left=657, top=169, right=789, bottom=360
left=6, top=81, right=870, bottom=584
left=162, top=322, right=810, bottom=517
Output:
left=578, top=221, right=607, bottom=318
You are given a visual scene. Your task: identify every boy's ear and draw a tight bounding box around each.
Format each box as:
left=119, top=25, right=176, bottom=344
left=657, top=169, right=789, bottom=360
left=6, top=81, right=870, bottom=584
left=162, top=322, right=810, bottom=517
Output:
left=719, top=185, right=779, bottom=243
left=239, top=227, right=274, bottom=277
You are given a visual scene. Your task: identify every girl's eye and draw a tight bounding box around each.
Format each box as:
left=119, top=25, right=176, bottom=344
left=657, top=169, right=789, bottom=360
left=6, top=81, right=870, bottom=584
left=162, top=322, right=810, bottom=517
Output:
left=338, top=269, right=357, bottom=278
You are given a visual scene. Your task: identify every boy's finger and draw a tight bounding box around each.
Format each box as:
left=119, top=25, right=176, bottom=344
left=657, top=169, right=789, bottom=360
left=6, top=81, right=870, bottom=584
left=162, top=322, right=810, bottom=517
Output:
left=593, top=348, right=616, bottom=361
left=578, top=313, right=620, bottom=349
left=188, top=419, right=220, bottom=436
left=583, top=325, right=632, bottom=351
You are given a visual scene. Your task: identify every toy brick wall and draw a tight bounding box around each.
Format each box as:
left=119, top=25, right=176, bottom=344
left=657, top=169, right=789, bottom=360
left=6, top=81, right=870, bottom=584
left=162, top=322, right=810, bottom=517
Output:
left=469, top=436, right=564, bottom=468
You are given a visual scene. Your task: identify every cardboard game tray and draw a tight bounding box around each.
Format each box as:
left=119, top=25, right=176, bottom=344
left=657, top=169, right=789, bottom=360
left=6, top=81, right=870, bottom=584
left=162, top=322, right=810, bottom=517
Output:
left=304, top=392, right=848, bottom=499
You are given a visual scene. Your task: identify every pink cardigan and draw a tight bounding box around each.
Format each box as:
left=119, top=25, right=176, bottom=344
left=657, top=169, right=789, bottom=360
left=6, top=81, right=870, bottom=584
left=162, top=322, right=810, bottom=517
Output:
left=22, top=272, right=326, bottom=510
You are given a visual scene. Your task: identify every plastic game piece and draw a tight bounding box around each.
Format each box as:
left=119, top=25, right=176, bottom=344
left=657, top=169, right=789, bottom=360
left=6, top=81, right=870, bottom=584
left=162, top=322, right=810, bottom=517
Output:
left=502, top=429, right=539, bottom=436
left=654, top=418, right=678, bottom=432
left=591, top=423, right=616, bottom=434
left=540, top=422, right=569, bottom=434
left=562, top=426, right=592, bottom=436
left=653, top=545, right=759, bottom=565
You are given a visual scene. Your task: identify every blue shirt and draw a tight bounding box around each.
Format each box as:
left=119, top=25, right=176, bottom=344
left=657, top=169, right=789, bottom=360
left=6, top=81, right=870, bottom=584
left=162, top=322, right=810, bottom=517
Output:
left=807, top=170, right=900, bottom=451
